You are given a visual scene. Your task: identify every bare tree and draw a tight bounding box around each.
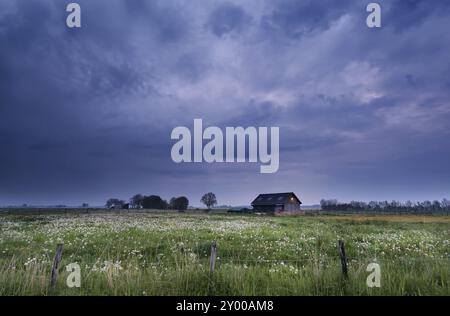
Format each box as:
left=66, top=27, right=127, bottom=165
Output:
left=442, top=198, right=450, bottom=215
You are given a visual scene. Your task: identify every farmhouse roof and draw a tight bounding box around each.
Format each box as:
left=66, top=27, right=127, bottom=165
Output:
left=251, top=192, right=302, bottom=206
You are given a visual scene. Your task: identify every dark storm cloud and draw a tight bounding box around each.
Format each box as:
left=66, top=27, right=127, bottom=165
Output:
left=0, top=0, right=449, bottom=206
left=383, top=0, right=450, bottom=31
left=206, top=2, right=253, bottom=37
left=260, top=0, right=359, bottom=39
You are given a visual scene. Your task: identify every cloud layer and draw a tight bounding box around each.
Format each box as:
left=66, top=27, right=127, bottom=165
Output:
left=1, top=0, right=449, bottom=205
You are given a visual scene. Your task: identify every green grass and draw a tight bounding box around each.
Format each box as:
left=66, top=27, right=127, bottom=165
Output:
left=0, top=211, right=448, bottom=295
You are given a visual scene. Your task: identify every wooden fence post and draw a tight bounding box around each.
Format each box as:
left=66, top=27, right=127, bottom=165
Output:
left=50, top=243, right=64, bottom=288
left=338, top=240, right=348, bottom=278
left=209, top=241, right=217, bottom=273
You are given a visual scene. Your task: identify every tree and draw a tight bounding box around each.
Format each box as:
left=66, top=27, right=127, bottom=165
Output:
left=142, top=195, right=168, bottom=210
left=368, top=201, right=379, bottom=211
left=379, top=201, right=389, bottom=211
left=405, top=200, right=413, bottom=211
left=105, top=198, right=125, bottom=209
left=130, top=194, right=144, bottom=209
left=320, top=199, right=338, bottom=211
left=170, top=196, right=189, bottom=211
left=320, top=199, right=328, bottom=210
left=432, top=200, right=441, bottom=213
left=422, top=200, right=432, bottom=213
left=201, top=192, right=217, bottom=210
left=442, top=198, right=450, bottom=215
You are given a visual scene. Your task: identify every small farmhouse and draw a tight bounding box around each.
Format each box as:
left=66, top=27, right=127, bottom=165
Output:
left=251, top=192, right=302, bottom=213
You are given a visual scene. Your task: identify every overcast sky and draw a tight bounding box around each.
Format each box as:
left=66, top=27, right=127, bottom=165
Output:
left=1, top=0, right=449, bottom=206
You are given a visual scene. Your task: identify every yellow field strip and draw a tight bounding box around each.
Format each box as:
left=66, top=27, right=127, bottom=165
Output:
left=317, top=215, right=450, bottom=223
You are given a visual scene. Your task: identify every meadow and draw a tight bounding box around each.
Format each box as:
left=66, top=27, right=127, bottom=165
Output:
left=0, top=210, right=448, bottom=296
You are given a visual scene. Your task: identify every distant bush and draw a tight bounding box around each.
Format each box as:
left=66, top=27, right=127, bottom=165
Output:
left=105, top=198, right=125, bottom=209
left=320, top=198, right=450, bottom=215
left=130, top=194, right=144, bottom=209
left=142, top=195, right=168, bottom=210
left=170, top=196, right=189, bottom=211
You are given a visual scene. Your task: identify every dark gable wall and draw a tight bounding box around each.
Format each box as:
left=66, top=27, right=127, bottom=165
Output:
left=284, top=201, right=300, bottom=211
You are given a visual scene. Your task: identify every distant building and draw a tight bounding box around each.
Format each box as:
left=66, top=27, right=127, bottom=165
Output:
left=251, top=192, right=302, bottom=213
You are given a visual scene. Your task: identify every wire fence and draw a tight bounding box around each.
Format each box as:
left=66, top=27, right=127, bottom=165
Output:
left=1, top=238, right=449, bottom=293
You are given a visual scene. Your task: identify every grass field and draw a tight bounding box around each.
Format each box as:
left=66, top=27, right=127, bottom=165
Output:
left=0, top=211, right=449, bottom=296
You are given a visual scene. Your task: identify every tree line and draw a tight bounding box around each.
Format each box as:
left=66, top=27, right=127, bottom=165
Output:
left=105, top=192, right=217, bottom=211
left=320, top=198, right=450, bottom=215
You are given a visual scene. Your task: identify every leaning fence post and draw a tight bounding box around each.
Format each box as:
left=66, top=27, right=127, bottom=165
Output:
left=338, top=240, right=348, bottom=278
left=209, top=241, right=217, bottom=273
left=50, top=243, right=64, bottom=288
